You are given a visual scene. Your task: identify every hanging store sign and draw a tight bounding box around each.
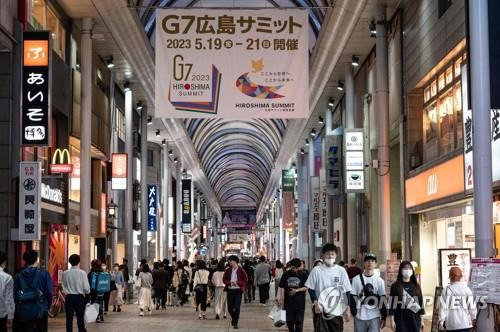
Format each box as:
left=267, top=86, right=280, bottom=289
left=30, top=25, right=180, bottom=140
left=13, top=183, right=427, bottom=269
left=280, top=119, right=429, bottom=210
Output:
left=111, top=153, right=127, bottom=190
left=181, top=179, right=192, bottom=233
left=282, top=169, right=295, bottom=192
left=148, top=185, right=158, bottom=231
left=19, top=162, right=42, bottom=240
left=155, top=9, right=309, bottom=119
left=344, top=129, right=365, bottom=192
left=325, top=134, right=342, bottom=195
left=22, top=31, right=51, bottom=146
left=310, top=176, right=321, bottom=232
left=282, top=169, right=295, bottom=231
left=50, top=148, right=73, bottom=174
left=100, top=193, right=106, bottom=234
left=320, top=171, right=328, bottom=230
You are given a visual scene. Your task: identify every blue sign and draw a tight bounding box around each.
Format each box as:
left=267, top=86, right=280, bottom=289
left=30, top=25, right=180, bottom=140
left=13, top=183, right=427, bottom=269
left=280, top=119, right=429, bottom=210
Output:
left=147, top=185, right=157, bottom=231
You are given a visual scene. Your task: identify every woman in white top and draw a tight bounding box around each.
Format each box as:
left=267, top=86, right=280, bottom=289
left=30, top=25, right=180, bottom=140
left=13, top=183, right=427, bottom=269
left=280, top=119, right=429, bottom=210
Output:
left=211, top=260, right=228, bottom=320
left=138, top=263, right=153, bottom=316
left=274, top=260, right=284, bottom=296
left=193, top=260, right=210, bottom=319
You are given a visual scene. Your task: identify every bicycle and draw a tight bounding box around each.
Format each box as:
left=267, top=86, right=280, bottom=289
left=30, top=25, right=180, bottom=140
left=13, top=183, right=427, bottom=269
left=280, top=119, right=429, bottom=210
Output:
left=48, top=284, right=66, bottom=318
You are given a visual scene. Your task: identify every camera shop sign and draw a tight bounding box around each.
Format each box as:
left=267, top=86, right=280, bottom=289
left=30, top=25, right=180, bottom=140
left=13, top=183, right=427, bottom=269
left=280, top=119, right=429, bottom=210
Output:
left=19, top=162, right=42, bottom=240
left=344, top=129, right=365, bottom=192
left=22, top=31, right=51, bottom=146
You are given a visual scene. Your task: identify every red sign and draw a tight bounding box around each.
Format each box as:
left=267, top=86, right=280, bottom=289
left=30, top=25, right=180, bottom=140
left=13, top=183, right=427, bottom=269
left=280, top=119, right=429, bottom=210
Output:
left=100, top=193, right=106, bottom=234
left=111, top=153, right=127, bottom=190
left=282, top=191, right=295, bottom=231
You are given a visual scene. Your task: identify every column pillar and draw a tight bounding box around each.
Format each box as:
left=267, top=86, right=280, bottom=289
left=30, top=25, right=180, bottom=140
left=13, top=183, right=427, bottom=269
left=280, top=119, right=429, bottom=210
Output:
left=108, top=71, right=118, bottom=265
left=140, top=106, right=148, bottom=260
left=124, top=88, right=134, bottom=298
left=325, top=109, right=334, bottom=244
left=308, top=140, right=315, bottom=267
left=297, top=151, right=308, bottom=262
left=376, top=4, right=391, bottom=263
left=79, top=18, right=93, bottom=272
left=162, top=143, right=170, bottom=260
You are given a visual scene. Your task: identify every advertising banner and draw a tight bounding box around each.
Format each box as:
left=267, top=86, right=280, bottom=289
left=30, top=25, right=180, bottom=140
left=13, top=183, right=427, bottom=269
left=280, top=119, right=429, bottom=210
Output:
left=310, top=176, right=321, bottom=232
left=19, top=162, right=42, bottom=240
left=100, top=193, right=106, bottom=234
left=222, top=209, right=257, bottom=227
left=155, top=9, right=309, bottom=118
left=282, top=169, right=294, bottom=192
left=282, top=169, right=295, bottom=231
left=148, top=185, right=158, bottom=231
left=344, top=129, right=365, bottom=192
left=324, top=135, right=342, bottom=195
left=320, top=171, right=328, bottom=230
left=181, top=179, right=192, bottom=233
left=111, top=153, right=127, bottom=190
left=22, top=31, right=51, bottom=146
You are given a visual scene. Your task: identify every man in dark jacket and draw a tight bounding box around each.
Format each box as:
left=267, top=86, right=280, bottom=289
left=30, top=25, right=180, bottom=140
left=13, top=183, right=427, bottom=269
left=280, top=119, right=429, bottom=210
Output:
left=162, top=259, right=174, bottom=282
left=223, top=255, right=248, bottom=329
left=13, top=250, right=52, bottom=332
left=153, top=263, right=171, bottom=309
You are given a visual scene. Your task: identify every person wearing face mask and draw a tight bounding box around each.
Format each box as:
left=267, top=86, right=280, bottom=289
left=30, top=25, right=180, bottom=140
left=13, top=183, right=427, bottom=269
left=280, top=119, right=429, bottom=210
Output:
left=438, top=267, right=476, bottom=332
left=389, top=261, right=425, bottom=331
left=109, top=263, right=125, bottom=312
left=305, top=243, right=352, bottom=332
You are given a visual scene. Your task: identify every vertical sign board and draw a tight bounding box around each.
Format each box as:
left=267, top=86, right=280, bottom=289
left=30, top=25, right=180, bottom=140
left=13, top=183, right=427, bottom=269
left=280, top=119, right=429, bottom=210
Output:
left=111, top=153, right=127, bottom=190
left=344, top=129, right=365, bottom=192
left=19, top=162, right=42, bottom=240
left=22, top=31, right=51, bottom=146
left=320, top=170, right=328, bottom=230
left=100, top=193, right=106, bottom=234
left=325, top=135, right=342, bottom=195
left=310, top=176, right=321, bottom=232
left=181, top=179, right=192, bottom=233
left=148, top=185, right=158, bottom=231
left=282, top=169, right=295, bottom=231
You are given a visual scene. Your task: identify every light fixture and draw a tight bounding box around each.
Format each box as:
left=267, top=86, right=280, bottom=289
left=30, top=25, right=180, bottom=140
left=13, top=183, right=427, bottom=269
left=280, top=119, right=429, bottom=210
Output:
left=161, top=139, right=166, bottom=146
left=369, top=21, right=376, bottom=36
left=311, top=129, right=317, bottom=137
left=305, top=139, right=309, bottom=146
left=300, top=148, right=305, bottom=155
left=123, top=81, right=130, bottom=92
left=174, top=157, right=178, bottom=163
left=136, top=101, right=143, bottom=110
left=352, top=55, right=359, bottom=67
left=328, top=97, right=334, bottom=107
left=155, top=129, right=160, bottom=137
left=318, top=116, right=324, bottom=125
left=291, top=162, right=297, bottom=169
left=337, top=80, right=344, bottom=91
left=168, top=150, right=173, bottom=156
left=106, top=56, right=114, bottom=68
left=107, top=200, right=117, bottom=217
left=147, top=116, right=152, bottom=125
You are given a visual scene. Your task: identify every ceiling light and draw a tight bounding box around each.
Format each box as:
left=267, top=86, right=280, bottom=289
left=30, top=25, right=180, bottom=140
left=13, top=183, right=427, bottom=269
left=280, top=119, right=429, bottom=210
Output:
left=300, top=148, right=305, bottom=155
left=305, top=139, right=309, bottom=146
left=352, top=55, right=359, bottom=67
left=168, top=150, right=173, bottom=156
left=106, top=56, right=114, bottom=68
left=311, top=129, right=317, bottom=137
left=136, top=101, right=143, bottom=110
left=291, top=162, right=296, bottom=169
left=123, top=81, right=130, bottom=92
left=369, top=21, right=376, bottom=36
left=318, top=116, right=324, bottom=125
left=161, top=139, right=166, bottom=146
left=147, top=116, right=152, bottom=125
left=337, top=80, right=344, bottom=91
left=328, top=97, right=334, bottom=107
left=155, top=129, right=160, bottom=137
left=174, top=157, right=178, bottom=163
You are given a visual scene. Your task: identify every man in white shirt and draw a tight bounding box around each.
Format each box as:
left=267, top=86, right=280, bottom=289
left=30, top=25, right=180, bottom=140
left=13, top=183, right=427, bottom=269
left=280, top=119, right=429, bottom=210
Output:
left=438, top=267, right=477, bottom=332
left=305, top=243, right=351, bottom=332
left=0, top=251, right=15, bottom=331
left=350, top=253, right=387, bottom=332
left=62, top=254, right=90, bottom=332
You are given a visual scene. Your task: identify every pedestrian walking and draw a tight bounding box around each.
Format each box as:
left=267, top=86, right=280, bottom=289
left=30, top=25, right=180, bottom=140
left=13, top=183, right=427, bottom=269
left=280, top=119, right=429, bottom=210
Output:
left=173, top=261, right=189, bottom=306
left=274, top=260, right=284, bottom=297
left=350, top=253, right=387, bottom=332
left=254, top=256, right=271, bottom=306
left=211, top=260, right=228, bottom=320
left=438, top=267, right=477, bottom=332
left=152, top=263, right=170, bottom=310
left=389, top=261, right=425, bottom=332
left=0, top=251, right=14, bottom=332
left=119, top=258, right=130, bottom=301
left=346, top=259, right=362, bottom=283
left=109, top=263, right=125, bottom=312
left=13, top=249, right=52, bottom=332
left=101, top=263, right=111, bottom=315
left=305, top=243, right=352, bottom=332
left=62, top=254, right=90, bottom=332
left=223, top=255, right=248, bottom=329
left=193, top=260, right=209, bottom=319
left=88, top=260, right=107, bottom=323
left=243, top=260, right=254, bottom=304
left=278, top=258, right=308, bottom=332
left=138, top=264, right=153, bottom=316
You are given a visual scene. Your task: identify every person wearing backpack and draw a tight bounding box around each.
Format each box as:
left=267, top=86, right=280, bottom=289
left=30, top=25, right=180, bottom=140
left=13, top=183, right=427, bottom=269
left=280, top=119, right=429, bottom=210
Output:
left=13, top=250, right=52, bottom=332
left=0, top=251, right=15, bottom=332
left=173, top=261, right=189, bottom=306
left=87, top=260, right=109, bottom=323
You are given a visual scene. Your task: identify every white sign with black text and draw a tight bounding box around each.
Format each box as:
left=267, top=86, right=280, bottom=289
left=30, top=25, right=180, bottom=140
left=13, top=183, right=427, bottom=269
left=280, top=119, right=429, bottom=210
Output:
left=344, top=129, right=365, bottom=192
left=19, top=162, right=41, bottom=240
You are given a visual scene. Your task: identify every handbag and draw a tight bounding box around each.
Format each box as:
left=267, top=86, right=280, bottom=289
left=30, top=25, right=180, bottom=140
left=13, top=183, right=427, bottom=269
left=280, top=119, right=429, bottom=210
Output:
left=134, top=277, right=141, bottom=289
left=273, top=309, right=286, bottom=327
left=268, top=304, right=279, bottom=319
left=84, top=303, right=99, bottom=324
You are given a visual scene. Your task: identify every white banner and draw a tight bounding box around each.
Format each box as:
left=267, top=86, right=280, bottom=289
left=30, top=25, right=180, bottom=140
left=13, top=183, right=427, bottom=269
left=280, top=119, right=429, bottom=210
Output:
left=310, top=176, right=321, bottom=233
left=155, top=9, right=309, bottom=118
left=19, top=162, right=41, bottom=241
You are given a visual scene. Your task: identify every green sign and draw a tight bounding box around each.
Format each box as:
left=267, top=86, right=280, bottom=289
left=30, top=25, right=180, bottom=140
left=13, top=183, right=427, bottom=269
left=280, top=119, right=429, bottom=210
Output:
left=282, top=169, right=295, bottom=192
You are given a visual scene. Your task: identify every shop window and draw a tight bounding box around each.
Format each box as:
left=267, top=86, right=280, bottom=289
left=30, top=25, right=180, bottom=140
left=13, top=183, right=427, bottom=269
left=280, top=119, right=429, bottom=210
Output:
left=116, top=107, right=125, bottom=142
left=147, top=149, right=154, bottom=167
left=69, top=145, right=81, bottom=202
left=30, top=0, right=66, bottom=60
left=31, top=0, right=45, bottom=30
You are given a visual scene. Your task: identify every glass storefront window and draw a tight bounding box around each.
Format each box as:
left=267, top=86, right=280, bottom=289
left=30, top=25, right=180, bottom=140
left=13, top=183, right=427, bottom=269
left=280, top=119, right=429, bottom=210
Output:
left=31, top=0, right=45, bottom=30
left=116, top=108, right=125, bottom=141
left=424, top=104, right=438, bottom=162
left=69, top=145, right=81, bottom=202
left=438, top=91, right=455, bottom=156
left=30, top=0, right=66, bottom=60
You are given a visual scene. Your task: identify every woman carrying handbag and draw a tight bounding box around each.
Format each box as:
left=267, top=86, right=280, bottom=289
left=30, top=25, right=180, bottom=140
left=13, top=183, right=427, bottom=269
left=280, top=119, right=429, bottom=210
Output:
left=193, top=260, right=210, bottom=319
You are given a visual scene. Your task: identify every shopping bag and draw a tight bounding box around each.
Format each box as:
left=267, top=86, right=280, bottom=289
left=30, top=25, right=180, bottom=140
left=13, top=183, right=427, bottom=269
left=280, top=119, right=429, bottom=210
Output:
left=268, top=305, right=279, bottom=319
left=273, top=309, right=286, bottom=327
left=84, top=303, right=99, bottom=324
left=134, top=278, right=141, bottom=289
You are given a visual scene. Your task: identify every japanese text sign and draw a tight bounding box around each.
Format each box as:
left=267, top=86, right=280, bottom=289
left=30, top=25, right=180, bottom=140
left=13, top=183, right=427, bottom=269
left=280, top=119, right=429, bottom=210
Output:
left=100, top=193, right=106, bottom=234
left=155, top=9, right=309, bottom=118
left=111, top=153, right=127, bottom=190
left=344, top=129, right=365, bottom=192
left=181, top=179, right=192, bottom=233
left=282, top=169, right=295, bottom=192
left=324, top=134, right=342, bottom=195
left=310, top=176, right=321, bottom=232
left=148, top=185, right=158, bottom=232
left=22, top=31, right=51, bottom=146
left=19, top=162, right=41, bottom=240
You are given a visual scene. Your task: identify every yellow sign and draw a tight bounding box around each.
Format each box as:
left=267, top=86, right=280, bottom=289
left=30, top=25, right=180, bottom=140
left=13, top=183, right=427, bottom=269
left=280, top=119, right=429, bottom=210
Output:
left=50, top=148, right=73, bottom=173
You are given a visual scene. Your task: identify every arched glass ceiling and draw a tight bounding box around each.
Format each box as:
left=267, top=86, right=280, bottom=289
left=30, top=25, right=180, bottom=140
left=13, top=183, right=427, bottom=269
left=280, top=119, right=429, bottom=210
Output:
left=185, top=119, right=287, bottom=206
left=134, top=0, right=328, bottom=52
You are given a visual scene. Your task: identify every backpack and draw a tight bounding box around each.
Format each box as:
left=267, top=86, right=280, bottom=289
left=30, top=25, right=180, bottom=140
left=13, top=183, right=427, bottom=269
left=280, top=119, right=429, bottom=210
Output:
left=90, top=272, right=111, bottom=293
left=15, top=269, right=46, bottom=322
left=180, top=269, right=189, bottom=286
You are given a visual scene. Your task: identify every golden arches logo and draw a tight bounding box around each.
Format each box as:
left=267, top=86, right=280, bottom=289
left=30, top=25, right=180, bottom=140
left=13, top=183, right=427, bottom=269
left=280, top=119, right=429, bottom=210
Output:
left=50, top=148, right=73, bottom=173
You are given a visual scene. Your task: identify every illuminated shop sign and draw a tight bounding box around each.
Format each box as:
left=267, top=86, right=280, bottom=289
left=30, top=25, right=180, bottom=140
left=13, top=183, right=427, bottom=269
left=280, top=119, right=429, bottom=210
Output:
left=181, top=179, right=192, bottom=233
left=148, top=185, right=157, bottom=232
left=50, top=148, right=73, bottom=173
left=111, top=153, right=127, bottom=190
left=19, top=162, right=41, bottom=240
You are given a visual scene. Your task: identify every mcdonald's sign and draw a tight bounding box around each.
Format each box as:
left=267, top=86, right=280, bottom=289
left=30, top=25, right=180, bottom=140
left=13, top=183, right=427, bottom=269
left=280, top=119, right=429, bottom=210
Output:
left=50, top=148, right=73, bottom=174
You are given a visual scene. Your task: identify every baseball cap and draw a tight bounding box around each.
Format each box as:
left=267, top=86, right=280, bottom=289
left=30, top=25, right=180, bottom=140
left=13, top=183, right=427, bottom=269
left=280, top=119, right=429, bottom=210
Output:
left=364, top=253, right=377, bottom=262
